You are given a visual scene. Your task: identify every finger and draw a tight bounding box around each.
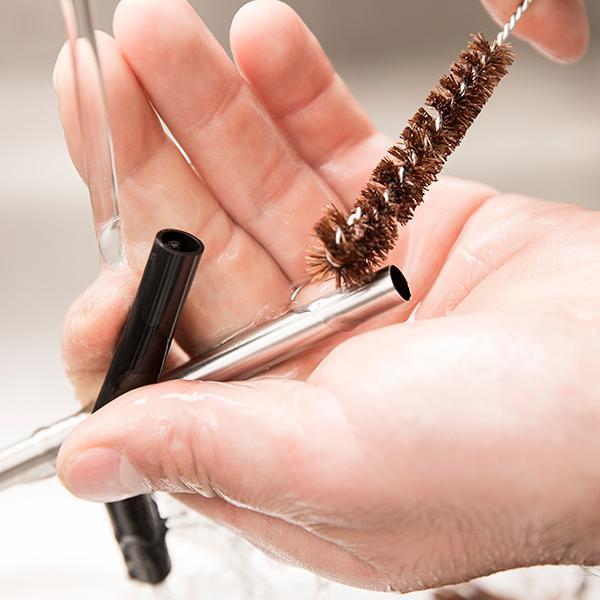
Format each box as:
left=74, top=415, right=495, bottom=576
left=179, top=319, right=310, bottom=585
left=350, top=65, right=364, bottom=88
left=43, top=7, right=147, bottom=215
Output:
left=113, top=0, right=340, bottom=281
left=480, top=0, right=589, bottom=63
left=227, top=0, right=498, bottom=293
left=54, top=35, right=202, bottom=257
left=54, top=33, right=292, bottom=355
left=61, top=269, right=189, bottom=407
left=57, top=379, right=353, bottom=510
left=230, top=0, right=382, bottom=205
left=61, top=270, right=138, bottom=407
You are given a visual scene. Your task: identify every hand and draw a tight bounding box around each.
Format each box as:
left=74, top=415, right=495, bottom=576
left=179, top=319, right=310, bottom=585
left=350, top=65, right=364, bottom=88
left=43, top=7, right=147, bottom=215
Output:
left=56, top=0, right=600, bottom=593
left=480, top=0, right=589, bottom=62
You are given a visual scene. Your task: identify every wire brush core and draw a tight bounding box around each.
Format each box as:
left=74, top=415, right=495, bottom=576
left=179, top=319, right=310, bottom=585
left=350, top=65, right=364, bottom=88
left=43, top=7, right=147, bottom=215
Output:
left=307, top=34, right=514, bottom=288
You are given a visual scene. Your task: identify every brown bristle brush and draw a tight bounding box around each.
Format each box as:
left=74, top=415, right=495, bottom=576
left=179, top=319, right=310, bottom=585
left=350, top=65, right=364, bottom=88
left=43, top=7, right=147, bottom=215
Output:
left=308, top=0, right=534, bottom=288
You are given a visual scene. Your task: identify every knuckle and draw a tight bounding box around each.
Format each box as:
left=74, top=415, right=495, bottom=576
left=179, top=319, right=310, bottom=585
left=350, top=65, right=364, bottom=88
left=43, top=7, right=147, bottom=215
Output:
left=134, top=399, right=214, bottom=496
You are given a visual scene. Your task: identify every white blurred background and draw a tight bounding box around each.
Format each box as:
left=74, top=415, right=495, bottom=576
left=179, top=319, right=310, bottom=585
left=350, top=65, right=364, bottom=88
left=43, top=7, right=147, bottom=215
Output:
left=0, top=1, right=598, bottom=598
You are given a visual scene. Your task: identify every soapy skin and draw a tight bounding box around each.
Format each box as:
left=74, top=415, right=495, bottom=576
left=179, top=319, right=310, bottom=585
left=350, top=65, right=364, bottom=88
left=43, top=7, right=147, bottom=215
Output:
left=55, top=0, right=595, bottom=593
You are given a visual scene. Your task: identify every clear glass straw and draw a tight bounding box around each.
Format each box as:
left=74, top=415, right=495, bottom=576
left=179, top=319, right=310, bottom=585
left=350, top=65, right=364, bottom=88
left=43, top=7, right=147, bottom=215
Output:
left=59, top=0, right=124, bottom=266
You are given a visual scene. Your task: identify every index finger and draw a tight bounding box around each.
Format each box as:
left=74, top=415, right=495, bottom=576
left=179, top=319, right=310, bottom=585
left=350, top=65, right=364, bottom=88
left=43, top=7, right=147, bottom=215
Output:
left=481, top=0, right=589, bottom=62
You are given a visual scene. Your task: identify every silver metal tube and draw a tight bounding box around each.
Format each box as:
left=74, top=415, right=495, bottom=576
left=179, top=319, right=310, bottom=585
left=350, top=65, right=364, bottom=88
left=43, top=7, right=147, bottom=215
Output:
left=0, top=266, right=410, bottom=491
left=169, top=265, right=410, bottom=381
left=0, top=411, right=87, bottom=492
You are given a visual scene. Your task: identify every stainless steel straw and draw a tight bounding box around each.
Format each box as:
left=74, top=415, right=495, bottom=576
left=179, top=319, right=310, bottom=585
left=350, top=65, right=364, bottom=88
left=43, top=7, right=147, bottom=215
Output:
left=0, top=266, right=411, bottom=492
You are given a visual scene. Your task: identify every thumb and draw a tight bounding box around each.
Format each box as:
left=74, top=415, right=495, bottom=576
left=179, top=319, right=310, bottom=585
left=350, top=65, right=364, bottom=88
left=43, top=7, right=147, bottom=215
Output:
left=57, top=378, right=344, bottom=509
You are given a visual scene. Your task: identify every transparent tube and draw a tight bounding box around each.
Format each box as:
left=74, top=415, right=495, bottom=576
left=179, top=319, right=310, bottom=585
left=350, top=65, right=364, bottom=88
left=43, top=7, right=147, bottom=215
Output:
left=59, top=0, right=124, bottom=267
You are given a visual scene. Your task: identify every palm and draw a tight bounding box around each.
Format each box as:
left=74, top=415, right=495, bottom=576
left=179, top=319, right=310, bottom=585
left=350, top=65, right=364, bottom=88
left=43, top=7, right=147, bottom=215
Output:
left=173, top=197, right=599, bottom=591
left=57, top=0, right=600, bottom=591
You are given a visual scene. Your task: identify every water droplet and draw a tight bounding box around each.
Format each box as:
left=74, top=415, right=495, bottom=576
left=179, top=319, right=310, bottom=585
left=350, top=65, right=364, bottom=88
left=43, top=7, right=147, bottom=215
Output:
left=98, top=217, right=125, bottom=268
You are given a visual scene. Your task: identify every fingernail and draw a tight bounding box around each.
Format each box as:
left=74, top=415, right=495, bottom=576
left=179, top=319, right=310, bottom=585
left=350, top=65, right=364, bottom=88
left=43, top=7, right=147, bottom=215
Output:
left=529, top=40, right=574, bottom=65
left=60, top=448, right=150, bottom=502
left=52, top=43, right=70, bottom=91
left=51, top=62, right=60, bottom=91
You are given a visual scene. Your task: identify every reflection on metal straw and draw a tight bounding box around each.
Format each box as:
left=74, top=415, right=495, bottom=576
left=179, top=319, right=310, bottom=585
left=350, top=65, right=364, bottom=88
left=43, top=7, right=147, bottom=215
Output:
left=0, top=267, right=410, bottom=492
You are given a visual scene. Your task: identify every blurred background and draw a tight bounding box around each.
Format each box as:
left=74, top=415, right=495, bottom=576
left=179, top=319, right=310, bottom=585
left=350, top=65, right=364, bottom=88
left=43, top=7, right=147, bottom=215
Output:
left=0, top=1, right=598, bottom=598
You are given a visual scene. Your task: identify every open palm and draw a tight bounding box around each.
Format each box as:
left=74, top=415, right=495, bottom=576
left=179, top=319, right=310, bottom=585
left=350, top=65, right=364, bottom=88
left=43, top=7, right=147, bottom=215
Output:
left=56, top=0, right=600, bottom=592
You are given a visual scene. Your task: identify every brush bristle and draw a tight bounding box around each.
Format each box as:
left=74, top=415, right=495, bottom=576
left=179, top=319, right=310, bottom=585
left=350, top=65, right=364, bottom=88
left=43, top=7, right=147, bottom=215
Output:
left=307, top=34, right=514, bottom=288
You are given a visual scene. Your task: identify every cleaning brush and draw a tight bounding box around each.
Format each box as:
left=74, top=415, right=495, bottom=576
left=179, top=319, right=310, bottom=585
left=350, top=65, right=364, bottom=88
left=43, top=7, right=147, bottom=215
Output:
left=307, top=1, right=533, bottom=288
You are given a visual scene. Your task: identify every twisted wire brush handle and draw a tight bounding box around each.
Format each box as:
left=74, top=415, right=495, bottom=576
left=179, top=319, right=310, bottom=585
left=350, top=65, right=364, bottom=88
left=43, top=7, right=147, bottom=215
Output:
left=495, top=0, right=535, bottom=47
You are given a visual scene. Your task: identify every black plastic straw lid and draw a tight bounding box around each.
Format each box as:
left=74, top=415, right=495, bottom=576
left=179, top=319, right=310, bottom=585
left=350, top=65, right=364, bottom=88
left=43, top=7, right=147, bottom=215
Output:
left=92, top=229, right=204, bottom=584
left=93, top=229, right=204, bottom=412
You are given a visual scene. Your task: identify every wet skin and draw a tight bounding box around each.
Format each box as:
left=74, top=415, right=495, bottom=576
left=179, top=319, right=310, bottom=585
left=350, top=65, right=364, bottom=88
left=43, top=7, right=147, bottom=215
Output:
left=55, top=0, right=596, bottom=593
